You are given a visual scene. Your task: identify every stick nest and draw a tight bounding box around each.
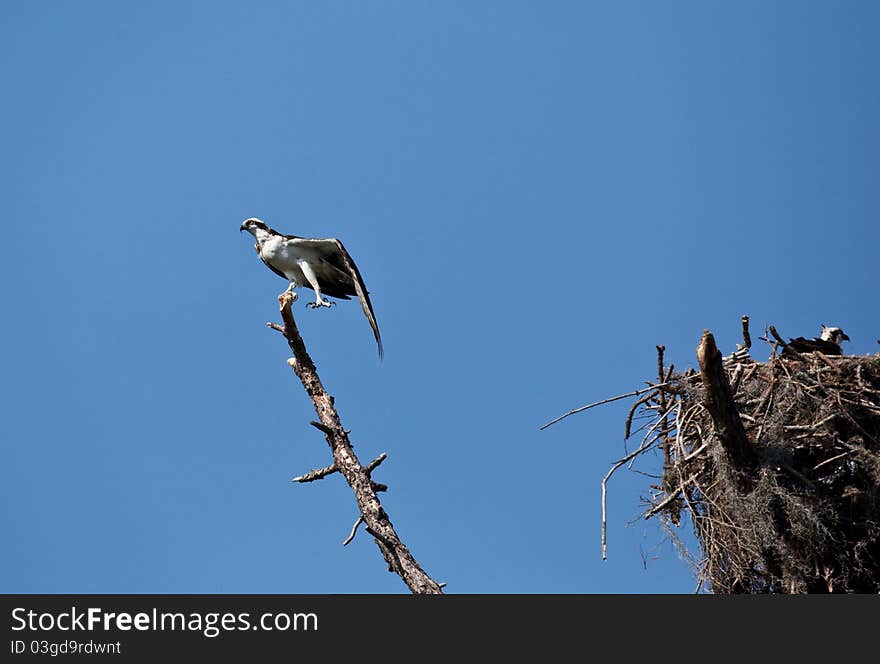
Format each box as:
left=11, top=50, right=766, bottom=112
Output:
left=645, top=348, right=880, bottom=593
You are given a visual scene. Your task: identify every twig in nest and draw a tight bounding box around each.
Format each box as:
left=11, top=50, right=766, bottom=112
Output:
left=778, top=463, right=815, bottom=489
left=814, top=351, right=836, bottom=368
left=541, top=383, right=671, bottom=430
left=644, top=477, right=698, bottom=520
left=602, top=417, right=675, bottom=558
left=630, top=402, right=678, bottom=463
left=625, top=391, right=661, bottom=440
left=814, top=450, right=854, bottom=470
left=656, top=346, right=671, bottom=473
left=602, top=459, right=627, bottom=560
left=683, top=442, right=708, bottom=462
left=784, top=414, right=838, bottom=431
left=768, top=325, right=787, bottom=349
left=741, top=315, right=752, bottom=350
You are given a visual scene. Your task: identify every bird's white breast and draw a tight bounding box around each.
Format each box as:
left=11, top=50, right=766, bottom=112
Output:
left=256, top=236, right=307, bottom=282
left=263, top=237, right=327, bottom=267
left=259, top=235, right=284, bottom=261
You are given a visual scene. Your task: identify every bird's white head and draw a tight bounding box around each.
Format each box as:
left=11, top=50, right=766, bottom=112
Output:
left=821, top=325, right=850, bottom=344
left=240, top=217, right=270, bottom=236
left=238, top=217, right=269, bottom=235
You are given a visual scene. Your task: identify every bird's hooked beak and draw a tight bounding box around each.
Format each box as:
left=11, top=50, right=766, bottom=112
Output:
left=239, top=222, right=246, bottom=233
left=842, top=332, right=851, bottom=342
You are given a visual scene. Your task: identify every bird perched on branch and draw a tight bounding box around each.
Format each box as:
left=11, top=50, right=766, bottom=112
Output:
left=240, top=217, right=383, bottom=358
left=782, top=325, right=850, bottom=357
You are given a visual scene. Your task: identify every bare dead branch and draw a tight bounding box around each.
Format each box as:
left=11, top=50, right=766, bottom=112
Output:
left=292, top=462, right=338, bottom=483
left=273, top=292, right=442, bottom=594
left=343, top=516, right=364, bottom=546
left=310, top=420, right=334, bottom=435
left=365, top=452, right=387, bottom=474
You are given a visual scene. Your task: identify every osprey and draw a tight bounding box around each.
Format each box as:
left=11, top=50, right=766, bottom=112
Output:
left=782, top=325, right=850, bottom=357
left=240, top=217, right=383, bottom=357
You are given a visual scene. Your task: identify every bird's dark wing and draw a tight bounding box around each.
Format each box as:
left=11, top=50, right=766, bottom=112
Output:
left=289, top=238, right=383, bottom=358
left=255, top=239, right=352, bottom=298
left=784, top=337, right=842, bottom=356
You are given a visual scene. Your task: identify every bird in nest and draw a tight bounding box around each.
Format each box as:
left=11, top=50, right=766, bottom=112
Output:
left=782, top=325, right=850, bottom=357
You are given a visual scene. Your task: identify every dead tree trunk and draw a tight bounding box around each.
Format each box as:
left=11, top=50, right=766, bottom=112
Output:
left=272, top=293, right=443, bottom=594
left=696, top=330, right=756, bottom=491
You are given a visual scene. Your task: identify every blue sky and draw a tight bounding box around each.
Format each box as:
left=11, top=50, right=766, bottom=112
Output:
left=2, top=1, right=877, bottom=593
